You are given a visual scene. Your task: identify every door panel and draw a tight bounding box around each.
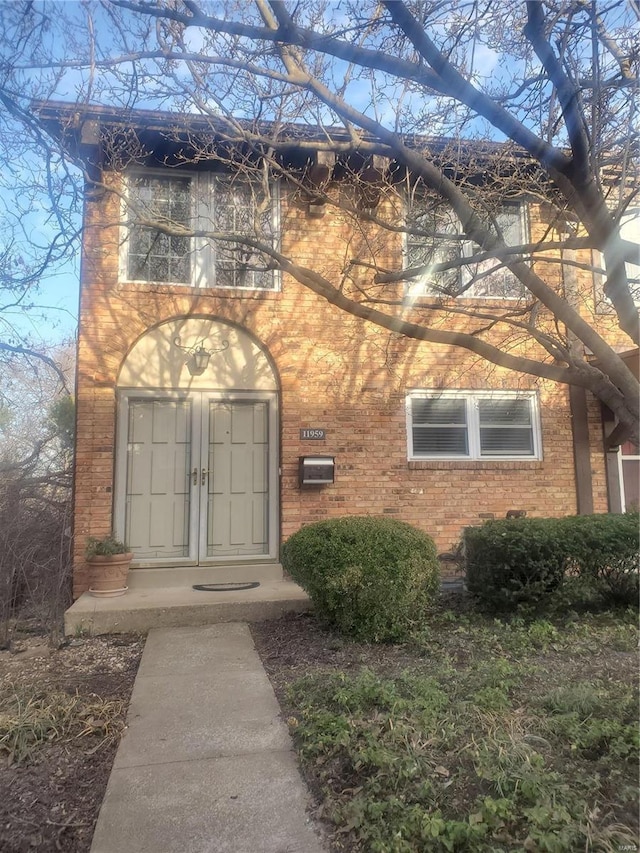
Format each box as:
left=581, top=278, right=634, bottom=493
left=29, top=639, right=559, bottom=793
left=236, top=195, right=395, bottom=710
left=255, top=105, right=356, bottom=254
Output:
left=205, top=401, right=269, bottom=558
left=125, top=399, right=192, bottom=560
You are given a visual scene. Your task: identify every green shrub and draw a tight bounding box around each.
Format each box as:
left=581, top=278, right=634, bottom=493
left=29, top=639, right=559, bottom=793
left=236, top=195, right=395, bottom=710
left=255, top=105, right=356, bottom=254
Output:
left=465, top=513, right=639, bottom=613
left=465, top=518, right=568, bottom=612
left=281, top=516, right=439, bottom=642
left=561, top=513, right=639, bottom=606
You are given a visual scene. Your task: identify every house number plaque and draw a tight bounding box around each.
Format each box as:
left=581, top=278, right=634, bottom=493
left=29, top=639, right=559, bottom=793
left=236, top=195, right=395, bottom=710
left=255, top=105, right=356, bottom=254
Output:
left=300, top=428, right=326, bottom=440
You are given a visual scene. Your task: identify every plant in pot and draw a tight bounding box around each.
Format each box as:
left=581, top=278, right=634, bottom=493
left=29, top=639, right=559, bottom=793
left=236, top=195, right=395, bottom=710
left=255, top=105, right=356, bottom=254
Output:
left=86, top=534, right=133, bottom=597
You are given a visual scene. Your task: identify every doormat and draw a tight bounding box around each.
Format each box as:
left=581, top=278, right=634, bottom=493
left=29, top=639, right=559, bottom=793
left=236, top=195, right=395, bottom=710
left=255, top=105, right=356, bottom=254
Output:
left=192, top=582, right=261, bottom=592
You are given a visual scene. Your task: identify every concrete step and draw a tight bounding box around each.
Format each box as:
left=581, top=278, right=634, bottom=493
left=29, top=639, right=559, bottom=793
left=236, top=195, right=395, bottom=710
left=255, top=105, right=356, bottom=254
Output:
left=127, top=562, right=284, bottom=588
left=64, top=579, right=310, bottom=636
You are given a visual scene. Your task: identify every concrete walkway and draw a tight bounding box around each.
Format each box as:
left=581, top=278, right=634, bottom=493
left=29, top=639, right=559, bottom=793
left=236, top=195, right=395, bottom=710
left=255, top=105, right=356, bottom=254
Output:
left=90, top=623, right=328, bottom=853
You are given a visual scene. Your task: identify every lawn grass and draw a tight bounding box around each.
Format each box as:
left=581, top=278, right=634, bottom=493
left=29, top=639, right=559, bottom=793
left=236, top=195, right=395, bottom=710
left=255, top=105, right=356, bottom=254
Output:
left=281, top=606, right=639, bottom=853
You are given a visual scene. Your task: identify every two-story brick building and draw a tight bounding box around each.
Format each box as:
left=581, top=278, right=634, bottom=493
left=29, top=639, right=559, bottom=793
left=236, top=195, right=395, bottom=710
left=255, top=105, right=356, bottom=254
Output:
left=37, top=102, right=638, bottom=598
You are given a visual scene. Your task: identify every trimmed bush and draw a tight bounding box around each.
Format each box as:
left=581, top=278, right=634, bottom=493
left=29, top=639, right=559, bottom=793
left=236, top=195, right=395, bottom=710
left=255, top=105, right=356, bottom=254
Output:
left=562, top=513, right=639, bottom=606
left=465, top=513, right=639, bottom=612
left=281, top=516, right=439, bottom=642
left=465, top=517, right=568, bottom=612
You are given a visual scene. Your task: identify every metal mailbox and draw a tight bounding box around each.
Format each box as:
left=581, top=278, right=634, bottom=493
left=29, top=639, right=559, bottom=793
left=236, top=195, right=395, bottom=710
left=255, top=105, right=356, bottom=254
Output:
left=299, top=456, right=335, bottom=486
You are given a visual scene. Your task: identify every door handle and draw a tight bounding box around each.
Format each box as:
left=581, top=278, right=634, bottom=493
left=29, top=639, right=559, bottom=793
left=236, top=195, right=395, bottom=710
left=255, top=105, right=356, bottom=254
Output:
left=201, top=468, right=213, bottom=486
left=191, top=467, right=198, bottom=486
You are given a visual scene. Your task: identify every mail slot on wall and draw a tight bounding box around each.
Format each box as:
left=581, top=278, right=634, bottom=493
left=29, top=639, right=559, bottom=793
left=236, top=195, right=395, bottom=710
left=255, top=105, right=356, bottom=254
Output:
left=299, top=456, right=335, bottom=486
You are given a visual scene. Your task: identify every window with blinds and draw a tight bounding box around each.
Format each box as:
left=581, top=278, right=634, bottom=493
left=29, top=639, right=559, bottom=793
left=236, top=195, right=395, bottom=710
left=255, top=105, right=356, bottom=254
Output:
left=477, top=398, right=535, bottom=456
left=122, top=170, right=279, bottom=290
left=407, top=391, right=541, bottom=460
left=410, top=397, right=469, bottom=456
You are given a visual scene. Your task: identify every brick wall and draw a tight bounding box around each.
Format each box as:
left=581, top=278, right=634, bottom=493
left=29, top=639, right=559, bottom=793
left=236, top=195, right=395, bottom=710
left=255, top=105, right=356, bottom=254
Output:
left=71, top=175, right=617, bottom=596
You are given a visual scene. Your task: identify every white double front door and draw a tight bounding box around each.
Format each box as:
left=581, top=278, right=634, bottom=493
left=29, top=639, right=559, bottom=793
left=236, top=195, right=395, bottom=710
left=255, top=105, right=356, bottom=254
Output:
left=115, top=391, right=277, bottom=565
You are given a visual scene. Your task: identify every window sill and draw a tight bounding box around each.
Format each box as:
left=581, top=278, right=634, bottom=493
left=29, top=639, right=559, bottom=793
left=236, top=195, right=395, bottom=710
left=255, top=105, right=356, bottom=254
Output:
left=408, top=460, right=544, bottom=470
left=406, top=294, right=527, bottom=308
left=593, top=298, right=640, bottom=316
left=117, top=281, right=281, bottom=298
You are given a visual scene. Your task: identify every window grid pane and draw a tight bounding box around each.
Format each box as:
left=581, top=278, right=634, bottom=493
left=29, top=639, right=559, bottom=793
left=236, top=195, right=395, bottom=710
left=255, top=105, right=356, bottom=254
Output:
left=479, top=427, right=534, bottom=456
left=213, top=178, right=276, bottom=290
left=406, top=204, right=461, bottom=296
left=478, top=398, right=532, bottom=425
left=620, top=439, right=639, bottom=457
left=127, top=175, right=192, bottom=283
left=413, top=426, right=469, bottom=456
left=412, top=397, right=467, bottom=425
left=463, top=205, right=526, bottom=299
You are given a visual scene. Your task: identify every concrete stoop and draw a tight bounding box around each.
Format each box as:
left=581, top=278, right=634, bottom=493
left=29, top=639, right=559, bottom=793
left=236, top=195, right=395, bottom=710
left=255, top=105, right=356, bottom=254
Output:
left=65, top=564, right=311, bottom=635
left=65, top=561, right=466, bottom=636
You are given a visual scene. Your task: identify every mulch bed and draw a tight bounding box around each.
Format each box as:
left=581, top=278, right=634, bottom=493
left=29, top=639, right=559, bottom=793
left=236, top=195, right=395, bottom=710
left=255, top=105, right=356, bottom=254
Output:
left=0, top=633, right=144, bottom=853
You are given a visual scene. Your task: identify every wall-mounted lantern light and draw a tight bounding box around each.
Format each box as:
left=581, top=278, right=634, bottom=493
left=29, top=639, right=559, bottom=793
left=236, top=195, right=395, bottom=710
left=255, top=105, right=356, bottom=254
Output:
left=173, top=336, right=229, bottom=376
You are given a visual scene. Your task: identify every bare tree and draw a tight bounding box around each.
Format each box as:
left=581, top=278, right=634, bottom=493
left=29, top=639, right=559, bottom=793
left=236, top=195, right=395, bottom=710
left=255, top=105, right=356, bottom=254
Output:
left=0, top=343, right=74, bottom=645
left=2, top=0, right=639, bottom=439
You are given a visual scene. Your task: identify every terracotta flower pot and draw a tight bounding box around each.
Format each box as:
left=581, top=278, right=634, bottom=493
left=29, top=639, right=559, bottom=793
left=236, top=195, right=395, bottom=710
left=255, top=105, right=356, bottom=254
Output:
left=87, top=552, right=133, bottom=597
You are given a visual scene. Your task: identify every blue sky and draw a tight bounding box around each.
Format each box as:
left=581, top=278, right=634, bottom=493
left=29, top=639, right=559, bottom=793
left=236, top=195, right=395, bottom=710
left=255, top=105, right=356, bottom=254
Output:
left=19, top=268, right=79, bottom=343
left=0, top=179, right=80, bottom=345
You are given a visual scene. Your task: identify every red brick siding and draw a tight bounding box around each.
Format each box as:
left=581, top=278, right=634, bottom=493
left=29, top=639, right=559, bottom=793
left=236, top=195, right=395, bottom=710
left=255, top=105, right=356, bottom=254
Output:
left=70, top=176, right=620, bottom=595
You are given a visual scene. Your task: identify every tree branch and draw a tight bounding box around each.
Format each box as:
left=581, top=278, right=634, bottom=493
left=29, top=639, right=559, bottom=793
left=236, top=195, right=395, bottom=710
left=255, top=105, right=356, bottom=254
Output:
left=0, top=343, right=69, bottom=390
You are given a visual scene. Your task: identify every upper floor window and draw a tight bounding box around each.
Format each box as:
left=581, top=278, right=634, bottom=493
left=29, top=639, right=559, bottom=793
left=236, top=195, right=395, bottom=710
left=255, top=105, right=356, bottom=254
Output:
left=122, top=170, right=279, bottom=290
left=619, top=437, right=639, bottom=512
left=594, top=206, right=640, bottom=308
left=405, top=199, right=527, bottom=300
left=406, top=390, right=541, bottom=461
left=620, top=207, right=640, bottom=303
left=127, top=174, right=193, bottom=284
left=211, top=177, right=279, bottom=290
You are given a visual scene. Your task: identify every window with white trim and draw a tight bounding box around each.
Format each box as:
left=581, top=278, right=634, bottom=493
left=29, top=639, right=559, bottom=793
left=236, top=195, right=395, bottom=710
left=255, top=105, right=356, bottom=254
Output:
left=406, top=391, right=541, bottom=460
left=405, top=199, right=527, bottom=300
left=593, top=206, right=640, bottom=308
left=619, top=438, right=639, bottom=511
left=126, top=174, right=193, bottom=284
left=405, top=204, right=461, bottom=296
left=122, top=170, right=279, bottom=290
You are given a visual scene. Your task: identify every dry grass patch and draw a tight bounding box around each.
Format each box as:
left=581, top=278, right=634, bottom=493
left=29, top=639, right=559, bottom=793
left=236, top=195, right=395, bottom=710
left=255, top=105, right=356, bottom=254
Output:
left=0, top=686, right=127, bottom=765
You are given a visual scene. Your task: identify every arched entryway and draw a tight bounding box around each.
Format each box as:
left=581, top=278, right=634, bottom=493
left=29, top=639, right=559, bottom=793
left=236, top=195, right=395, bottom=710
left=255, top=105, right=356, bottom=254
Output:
left=114, top=317, right=279, bottom=567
